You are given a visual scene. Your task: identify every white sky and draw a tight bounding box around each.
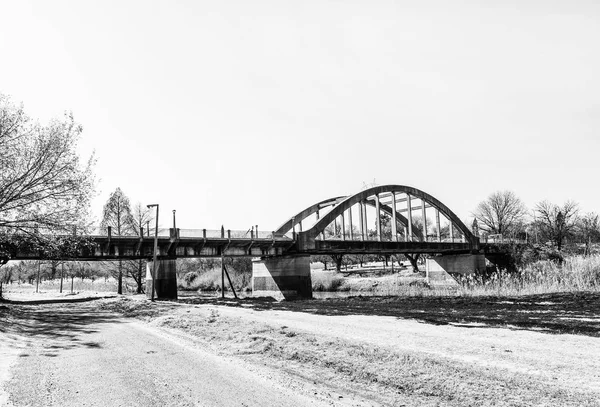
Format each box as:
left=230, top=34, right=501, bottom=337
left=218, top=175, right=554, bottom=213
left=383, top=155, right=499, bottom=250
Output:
left=1, top=0, right=599, bottom=231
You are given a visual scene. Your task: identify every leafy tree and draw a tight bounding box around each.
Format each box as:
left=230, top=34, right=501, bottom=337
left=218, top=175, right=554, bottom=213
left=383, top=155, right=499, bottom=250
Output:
left=473, top=191, right=527, bottom=237
left=534, top=200, right=579, bottom=251
left=0, top=93, right=95, bottom=236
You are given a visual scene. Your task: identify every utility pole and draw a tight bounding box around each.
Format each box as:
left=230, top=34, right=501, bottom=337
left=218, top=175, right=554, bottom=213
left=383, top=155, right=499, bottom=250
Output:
left=147, top=204, right=159, bottom=301
left=36, top=260, right=41, bottom=293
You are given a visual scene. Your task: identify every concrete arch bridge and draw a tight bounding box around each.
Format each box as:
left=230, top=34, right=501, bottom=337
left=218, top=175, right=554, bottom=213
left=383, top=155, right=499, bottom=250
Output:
left=5, top=185, right=501, bottom=300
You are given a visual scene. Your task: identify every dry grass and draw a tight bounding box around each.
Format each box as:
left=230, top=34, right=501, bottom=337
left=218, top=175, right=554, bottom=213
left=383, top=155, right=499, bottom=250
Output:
left=459, top=255, right=600, bottom=296
left=180, top=267, right=252, bottom=293
left=311, top=256, right=600, bottom=298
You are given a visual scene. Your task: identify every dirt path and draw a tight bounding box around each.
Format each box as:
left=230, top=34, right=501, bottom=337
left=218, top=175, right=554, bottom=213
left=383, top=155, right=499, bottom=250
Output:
left=0, top=303, right=371, bottom=407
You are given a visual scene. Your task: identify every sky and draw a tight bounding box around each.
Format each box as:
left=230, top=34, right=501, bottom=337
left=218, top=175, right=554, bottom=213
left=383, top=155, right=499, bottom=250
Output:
left=1, top=0, right=599, bottom=231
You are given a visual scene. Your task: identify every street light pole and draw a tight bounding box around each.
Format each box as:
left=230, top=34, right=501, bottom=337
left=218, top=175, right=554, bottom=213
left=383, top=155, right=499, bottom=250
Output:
left=147, top=204, right=159, bottom=301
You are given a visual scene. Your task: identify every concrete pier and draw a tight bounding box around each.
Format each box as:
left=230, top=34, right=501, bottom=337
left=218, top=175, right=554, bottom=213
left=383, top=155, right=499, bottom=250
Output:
left=252, top=255, right=312, bottom=300
left=146, top=259, right=178, bottom=300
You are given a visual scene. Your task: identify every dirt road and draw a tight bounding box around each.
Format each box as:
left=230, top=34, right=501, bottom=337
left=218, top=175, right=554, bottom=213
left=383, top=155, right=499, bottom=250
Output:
left=2, top=295, right=600, bottom=406
left=0, top=303, right=370, bottom=407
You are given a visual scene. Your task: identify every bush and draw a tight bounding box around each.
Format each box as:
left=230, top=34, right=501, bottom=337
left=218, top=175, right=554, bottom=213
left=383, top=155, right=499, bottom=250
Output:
left=312, top=271, right=346, bottom=291
left=184, top=272, right=198, bottom=285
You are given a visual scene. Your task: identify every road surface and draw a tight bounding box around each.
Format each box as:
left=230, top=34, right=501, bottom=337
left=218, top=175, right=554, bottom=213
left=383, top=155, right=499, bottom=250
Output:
left=0, top=303, right=369, bottom=407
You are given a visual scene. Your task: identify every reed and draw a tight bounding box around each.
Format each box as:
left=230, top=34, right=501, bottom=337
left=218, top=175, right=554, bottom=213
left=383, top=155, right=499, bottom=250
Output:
left=458, top=255, right=600, bottom=296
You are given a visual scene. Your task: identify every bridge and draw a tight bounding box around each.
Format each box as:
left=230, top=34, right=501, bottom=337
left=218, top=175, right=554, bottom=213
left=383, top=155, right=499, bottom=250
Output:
left=2, top=185, right=514, bottom=300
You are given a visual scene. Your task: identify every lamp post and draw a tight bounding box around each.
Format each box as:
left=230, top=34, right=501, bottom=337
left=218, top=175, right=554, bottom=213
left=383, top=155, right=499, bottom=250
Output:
left=172, top=210, right=176, bottom=230
left=147, top=204, right=159, bottom=301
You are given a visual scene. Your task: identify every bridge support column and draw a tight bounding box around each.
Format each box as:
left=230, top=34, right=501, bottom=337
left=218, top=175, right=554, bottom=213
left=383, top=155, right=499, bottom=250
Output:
left=146, top=259, right=178, bottom=300
left=426, top=254, right=485, bottom=287
left=252, top=255, right=312, bottom=300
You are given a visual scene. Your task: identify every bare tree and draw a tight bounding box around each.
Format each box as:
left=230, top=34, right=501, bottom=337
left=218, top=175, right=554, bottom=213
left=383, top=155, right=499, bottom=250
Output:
left=130, top=202, right=154, bottom=237
left=473, top=191, right=528, bottom=237
left=125, top=203, right=154, bottom=293
left=578, top=212, right=600, bottom=256
left=0, top=93, right=95, bottom=235
left=534, top=200, right=579, bottom=251
left=101, top=188, right=134, bottom=237
left=101, top=188, right=134, bottom=294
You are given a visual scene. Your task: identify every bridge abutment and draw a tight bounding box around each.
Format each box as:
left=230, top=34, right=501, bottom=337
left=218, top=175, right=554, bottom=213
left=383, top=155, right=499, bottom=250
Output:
left=146, top=259, right=178, bottom=300
left=252, top=255, right=312, bottom=300
left=426, top=254, right=485, bottom=287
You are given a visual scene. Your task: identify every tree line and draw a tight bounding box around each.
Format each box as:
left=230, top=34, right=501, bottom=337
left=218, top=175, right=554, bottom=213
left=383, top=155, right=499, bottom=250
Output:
left=473, top=190, right=599, bottom=255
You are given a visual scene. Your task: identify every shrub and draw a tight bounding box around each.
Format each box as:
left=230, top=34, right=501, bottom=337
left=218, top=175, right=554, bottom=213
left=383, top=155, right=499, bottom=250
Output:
left=312, top=271, right=346, bottom=291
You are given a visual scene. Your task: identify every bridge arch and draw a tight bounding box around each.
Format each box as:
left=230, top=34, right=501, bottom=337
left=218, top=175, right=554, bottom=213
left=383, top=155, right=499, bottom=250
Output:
left=300, top=185, right=475, bottom=245
left=276, top=195, right=425, bottom=241
left=274, top=196, right=345, bottom=236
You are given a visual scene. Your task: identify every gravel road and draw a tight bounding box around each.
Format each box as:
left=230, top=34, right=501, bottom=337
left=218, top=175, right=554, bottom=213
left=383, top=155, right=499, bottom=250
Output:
left=1, top=303, right=368, bottom=407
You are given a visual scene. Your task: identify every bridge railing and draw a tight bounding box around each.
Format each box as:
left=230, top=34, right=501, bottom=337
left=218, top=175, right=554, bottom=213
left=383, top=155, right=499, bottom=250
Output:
left=87, top=227, right=171, bottom=237
left=10, top=226, right=293, bottom=240
left=318, top=234, right=468, bottom=243
left=175, top=228, right=291, bottom=240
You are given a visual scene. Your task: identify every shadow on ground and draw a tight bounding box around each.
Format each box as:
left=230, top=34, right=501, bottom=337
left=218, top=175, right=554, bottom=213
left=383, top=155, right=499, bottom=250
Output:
left=0, top=301, right=122, bottom=354
left=177, top=292, right=600, bottom=337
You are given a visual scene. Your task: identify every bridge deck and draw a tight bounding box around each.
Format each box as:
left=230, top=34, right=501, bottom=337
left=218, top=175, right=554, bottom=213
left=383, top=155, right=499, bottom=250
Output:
left=3, top=226, right=521, bottom=261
